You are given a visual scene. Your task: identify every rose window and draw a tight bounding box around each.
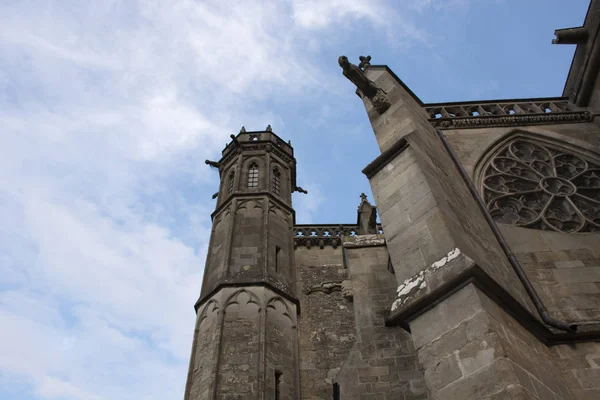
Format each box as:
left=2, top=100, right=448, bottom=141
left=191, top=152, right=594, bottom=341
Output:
left=483, top=138, right=600, bottom=233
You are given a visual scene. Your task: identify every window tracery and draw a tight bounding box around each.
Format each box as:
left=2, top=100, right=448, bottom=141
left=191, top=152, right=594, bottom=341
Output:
left=272, top=168, right=281, bottom=195
left=482, top=138, right=600, bottom=233
left=247, top=162, right=259, bottom=189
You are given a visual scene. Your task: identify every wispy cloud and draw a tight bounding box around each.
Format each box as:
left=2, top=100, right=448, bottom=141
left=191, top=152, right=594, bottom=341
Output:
left=0, top=0, right=506, bottom=397
left=0, top=0, right=405, bottom=398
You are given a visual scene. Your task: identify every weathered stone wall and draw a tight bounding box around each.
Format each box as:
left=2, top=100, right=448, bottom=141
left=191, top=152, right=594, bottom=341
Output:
left=500, top=226, right=600, bottom=323
left=295, top=245, right=355, bottom=399
left=552, top=342, right=600, bottom=400
left=265, top=297, right=300, bottom=399
left=358, top=65, right=600, bottom=400
left=442, top=119, right=600, bottom=399
left=337, top=236, right=428, bottom=400
left=201, top=206, right=231, bottom=296
left=362, top=66, right=538, bottom=319
left=229, top=199, right=266, bottom=281
left=267, top=199, right=296, bottom=294
left=185, top=286, right=299, bottom=400
left=185, top=301, right=220, bottom=399
left=217, top=290, right=261, bottom=397
left=411, top=284, right=572, bottom=400
left=589, top=71, right=600, bottom=111
left=497, top=225, right=600, bottom=399
left=369, top=145, right=455, bottom=286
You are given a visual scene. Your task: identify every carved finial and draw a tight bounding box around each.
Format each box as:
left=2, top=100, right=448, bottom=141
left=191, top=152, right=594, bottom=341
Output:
left=266, top=124, right=272, bottom=132
left=360, top=193, right=368, bottom=202
left=358, top=55, right=371, bottom=71
left=338, top=55, right=390, bottom=114
left=240, top=126, right=246, bottom=133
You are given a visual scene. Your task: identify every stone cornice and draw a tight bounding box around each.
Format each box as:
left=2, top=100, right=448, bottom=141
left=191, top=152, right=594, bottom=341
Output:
left=362, top=137, right=409, bottom=179
left=220, top=139, right=295, bottom=168
left=430, top=110, right=594, bottom=129
left=343, top=234, right=386, bottom=248
left=211, top=191, right=296, bottom=222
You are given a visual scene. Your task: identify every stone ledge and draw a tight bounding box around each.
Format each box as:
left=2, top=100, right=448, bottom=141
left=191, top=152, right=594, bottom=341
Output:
left=386, top=258, right=600, bottom=346
left=343, top=234, right=386, bottom=248
left=430, top=110, right=593, bottom=129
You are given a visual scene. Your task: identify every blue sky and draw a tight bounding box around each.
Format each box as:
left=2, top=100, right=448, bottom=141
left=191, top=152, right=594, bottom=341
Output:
left=0, top=0, right=590, bottom=399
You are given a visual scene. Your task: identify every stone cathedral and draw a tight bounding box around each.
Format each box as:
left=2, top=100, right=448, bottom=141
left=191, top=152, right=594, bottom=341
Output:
left=184, top=2, right=600, bottom=399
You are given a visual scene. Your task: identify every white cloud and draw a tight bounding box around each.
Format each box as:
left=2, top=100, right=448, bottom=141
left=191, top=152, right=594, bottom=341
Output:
left=0, top=0, right=431, bottom=398
left=291, top=0, right=387, bottom=29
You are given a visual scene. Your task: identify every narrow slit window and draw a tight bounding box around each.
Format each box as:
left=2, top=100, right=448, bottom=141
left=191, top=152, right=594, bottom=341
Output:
left=275, top=246, right=281, bottom=272
left=248, top=163, right=259, bottom=188
left=275, top=371, right=282, bottom=400
left=333, top=382, right=340, bottom=400
left=227, top=171, right=235, bottom=194
left=272, top=168, right=281, bottom=195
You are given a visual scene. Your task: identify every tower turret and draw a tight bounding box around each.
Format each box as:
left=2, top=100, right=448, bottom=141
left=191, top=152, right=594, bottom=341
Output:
left=184, top=127, right=300, bottom=400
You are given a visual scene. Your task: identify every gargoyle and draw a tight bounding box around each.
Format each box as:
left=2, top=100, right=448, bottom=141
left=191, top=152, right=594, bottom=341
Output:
left=205, top=160, right=220, bottom=168
left=294, top=186, right=308, bottom=194
left=338, top=55, right=391, bottom=114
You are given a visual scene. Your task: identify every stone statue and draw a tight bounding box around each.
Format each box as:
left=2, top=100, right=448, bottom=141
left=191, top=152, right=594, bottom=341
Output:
left=338, top=55, right=391, bottom=114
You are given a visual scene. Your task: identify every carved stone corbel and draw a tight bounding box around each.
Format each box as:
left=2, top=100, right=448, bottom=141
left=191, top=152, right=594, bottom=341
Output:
left=304, top=281, right=342, bottom=295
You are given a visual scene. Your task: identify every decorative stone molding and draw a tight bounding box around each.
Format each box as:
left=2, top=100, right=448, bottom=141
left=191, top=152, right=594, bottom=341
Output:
left=304, top=281, right=343, bottom=295
left=343, top=234, right=386, bottom=248
left=294, top=236, right=339, bottom=249
left=482, top=136, right=600, bottom=233
left=293, top=224, right=383, bottom=248
left=426, top=99, right=593, bottom=129
left=220, top=137, right=294, bottom=168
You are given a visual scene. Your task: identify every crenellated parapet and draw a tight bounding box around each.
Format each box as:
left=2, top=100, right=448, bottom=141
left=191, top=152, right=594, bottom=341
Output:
left=426, top=97, right=592, bottom=129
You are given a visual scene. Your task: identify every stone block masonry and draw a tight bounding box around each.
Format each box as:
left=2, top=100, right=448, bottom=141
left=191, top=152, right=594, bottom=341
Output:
left=336, top=236, right=429, bottom=399
left=411, top=284, right=573, bottom=400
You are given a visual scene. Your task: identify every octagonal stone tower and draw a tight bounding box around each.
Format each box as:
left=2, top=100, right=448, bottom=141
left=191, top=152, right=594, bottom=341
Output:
left=184, top=127, right=300, bottom=399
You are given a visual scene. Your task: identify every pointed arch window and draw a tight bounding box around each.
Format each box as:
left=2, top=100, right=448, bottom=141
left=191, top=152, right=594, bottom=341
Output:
left=247, top=162, right=259, bottom=189
left=482, top=137, right=600, bottom=233
left=272, top=168, right=281, bottom=195
left=227, top=171, right=235, bottom=194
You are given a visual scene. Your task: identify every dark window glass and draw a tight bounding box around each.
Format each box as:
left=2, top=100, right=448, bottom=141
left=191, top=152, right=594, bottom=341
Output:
left=228, top=171, right=235, bottom=194
left=333, top=382, right=340, bottom=400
